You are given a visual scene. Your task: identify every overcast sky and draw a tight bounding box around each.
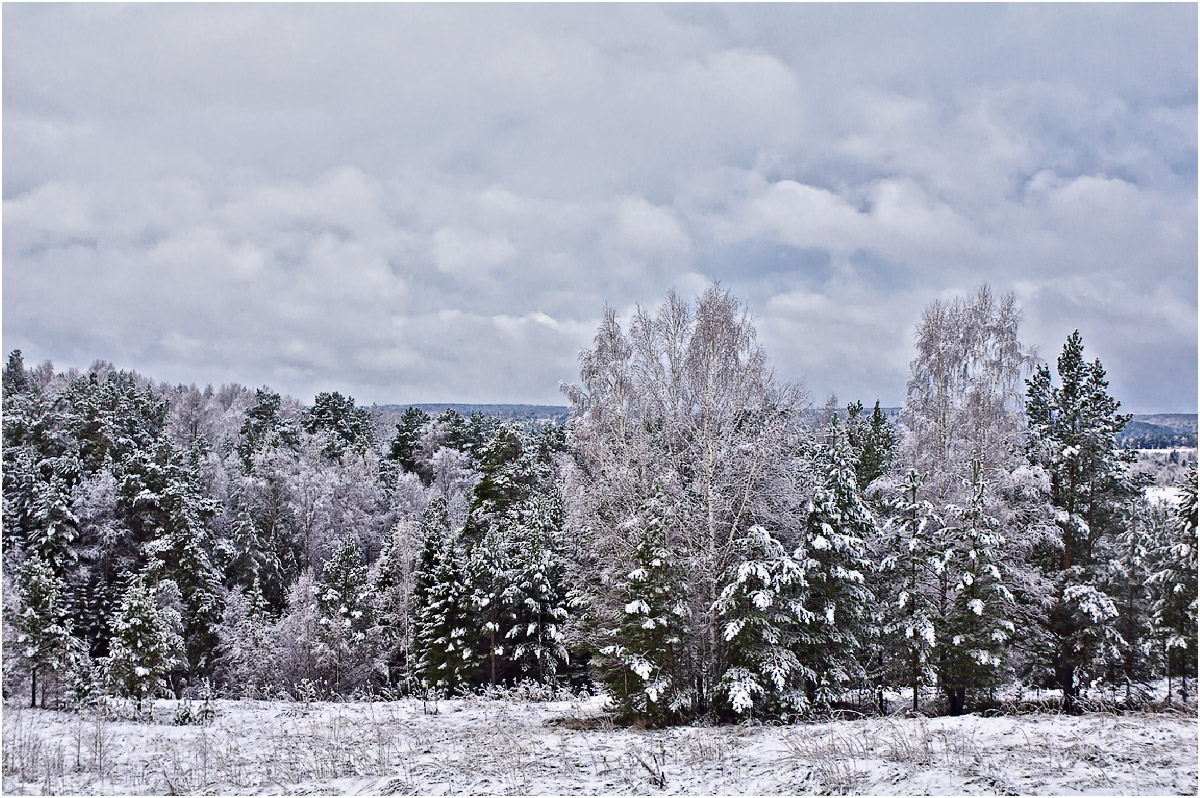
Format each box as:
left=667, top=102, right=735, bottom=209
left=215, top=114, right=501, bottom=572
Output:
left=3, top=4, right=1196, bottom=412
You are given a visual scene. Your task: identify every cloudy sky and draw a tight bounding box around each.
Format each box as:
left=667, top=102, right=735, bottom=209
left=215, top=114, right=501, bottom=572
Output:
left=4, top=4, right=1196, bottom=412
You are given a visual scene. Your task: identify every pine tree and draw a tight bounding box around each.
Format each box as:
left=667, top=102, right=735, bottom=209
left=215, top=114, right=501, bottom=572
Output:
left=302, top=392, right=375, bottom=462
left=104, top=574, right=183, bottom=711
left=237, top=388, right=299, bottom=470
left=387, top=407, right=430, bottom=479
left=8, top=554, right=77, bottom=707
left=1024, top=331, right=1140, bottom=707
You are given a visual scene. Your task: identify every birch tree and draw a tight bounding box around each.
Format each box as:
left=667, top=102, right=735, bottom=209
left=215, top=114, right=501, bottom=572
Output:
left=563, top=286, right=810, bottom=721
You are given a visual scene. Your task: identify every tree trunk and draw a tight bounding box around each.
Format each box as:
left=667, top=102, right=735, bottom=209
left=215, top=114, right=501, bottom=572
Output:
left=946, top=687, right=966, bottom=716
left=30, top=667, right=38, bottom=709
left=1056, top=661, right=1077, bottom=713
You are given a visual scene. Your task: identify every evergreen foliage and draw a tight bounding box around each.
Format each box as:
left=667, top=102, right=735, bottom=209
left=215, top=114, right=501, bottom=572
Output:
left=387, top=406, right=430, bottom=478
left=303, top=391, right=375, bottom=462
left=502, top=491, right=570, bottom=685
left=937, top=459, right=1015, bottom=713
left=1024, top=330, right=1142, bottom=706
left=846, top=400, right=897, bottom=491
left=104, top=574, right=183, bottom=710
left=137, top=442, right=225, bottom=679
left=316, top=535, right=376, bottom=692
left=878, top=469, right=941, bottom=711
left=1149, top=465, right=1198, bottom=701
left=798, top=417, right=874, bottom=708
left=596, top=495, right=694, bottom=725
left=237, top=388, right=299, bottom=469
left=713, top=524, right=811, bottom=718
left=8, top=553, right=77, bottom=707
left=410, top=499, right=475, bottom=691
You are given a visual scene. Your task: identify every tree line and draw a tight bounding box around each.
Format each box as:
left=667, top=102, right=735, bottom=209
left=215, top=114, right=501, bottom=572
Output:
left=3, top=284, right=1196, bottom=724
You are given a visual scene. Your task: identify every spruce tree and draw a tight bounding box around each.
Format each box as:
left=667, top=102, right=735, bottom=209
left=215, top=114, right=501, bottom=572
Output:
left=105, top=574, right=183, bottom=711
left=462, top=424, right=536, bottom=543
left=859, top=401, right=897, bottom=491
left=797, top=417, right=874, bottom=709
left=9, top=554, right=77, bottom=707
left=1149, top=465, right=1198, bottom=701
left=713, top=524, right=811, bottom=718
left=387, top=407, right=430, bottom=479
left=597, top=494, right=693, bottom=725
left=938, top=459, right=1015, bottom=714
left=502, top=491, right=570, bottom=685
left=3, top=349, right=30, bottom=398
left=27, top=471, right=80, bottom=574
left=467, top=522, right=517, bottom=687
left=410, top=499, right=475, bottom=692
left=1099, top=497, right=1159, bottom=703
left=140, top=449, right=225, bottom=681
left=316, top=535, right=375, bottom=693
left=878, top=469, right=941, bottom=712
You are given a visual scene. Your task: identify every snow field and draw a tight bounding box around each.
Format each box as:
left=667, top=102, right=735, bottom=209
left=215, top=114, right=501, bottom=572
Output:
left=3, top=696, right=1197, bottom=795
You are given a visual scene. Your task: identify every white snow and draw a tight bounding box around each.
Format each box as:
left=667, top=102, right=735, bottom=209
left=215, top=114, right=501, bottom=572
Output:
left=2, top=695, right=1196, bottom=795
left=1146, top=485, right=1184, bottom=505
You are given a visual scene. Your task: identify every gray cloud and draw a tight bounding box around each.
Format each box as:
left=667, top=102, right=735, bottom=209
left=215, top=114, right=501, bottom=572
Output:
left=3, top=4, right=1195, bottom=412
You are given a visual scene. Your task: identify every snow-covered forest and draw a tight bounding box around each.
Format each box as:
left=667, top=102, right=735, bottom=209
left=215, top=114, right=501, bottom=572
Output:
left=2, top=285, right=1196, bottom=729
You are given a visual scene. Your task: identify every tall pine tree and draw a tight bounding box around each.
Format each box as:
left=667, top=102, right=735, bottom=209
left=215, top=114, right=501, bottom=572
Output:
left=1025, top=331, right=1140, bottom=707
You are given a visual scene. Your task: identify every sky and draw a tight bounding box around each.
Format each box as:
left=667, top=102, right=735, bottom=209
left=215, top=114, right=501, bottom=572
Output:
left=3, top=4, right=1196, bottom=412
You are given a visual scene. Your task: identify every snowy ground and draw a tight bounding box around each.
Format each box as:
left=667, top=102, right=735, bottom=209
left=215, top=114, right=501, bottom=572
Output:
left=1145, top=485, right=1184, bottom=505
left=3, top=695, right=1196, bottom=795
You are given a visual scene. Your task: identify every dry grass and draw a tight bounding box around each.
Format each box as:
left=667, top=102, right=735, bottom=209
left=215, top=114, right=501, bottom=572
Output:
left=2, top=697, right=1195, bottom=795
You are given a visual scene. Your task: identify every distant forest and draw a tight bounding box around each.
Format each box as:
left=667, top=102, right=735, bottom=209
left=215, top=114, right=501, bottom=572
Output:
left=379, top=405, right=1198, bottom=449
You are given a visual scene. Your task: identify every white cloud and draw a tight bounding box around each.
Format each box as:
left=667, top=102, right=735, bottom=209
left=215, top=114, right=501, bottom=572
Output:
left=615, top=196, right=689, bottom=254
left=431, top=227, right=518, bottom=278
left=2, top=4, right=1194, bottom=410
